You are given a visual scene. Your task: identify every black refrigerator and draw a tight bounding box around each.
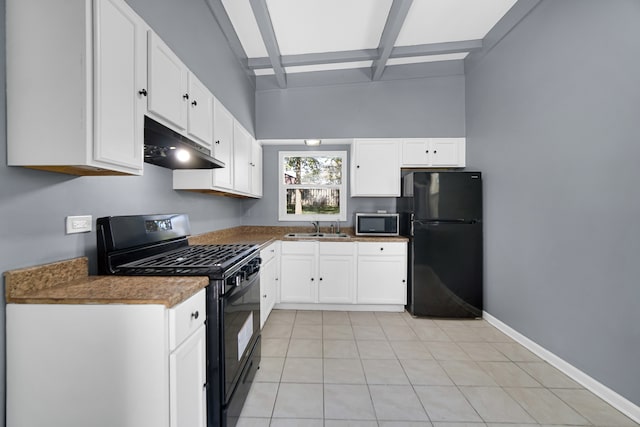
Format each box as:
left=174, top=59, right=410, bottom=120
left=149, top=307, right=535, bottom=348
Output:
left=399, top=171, right=483, bottom=318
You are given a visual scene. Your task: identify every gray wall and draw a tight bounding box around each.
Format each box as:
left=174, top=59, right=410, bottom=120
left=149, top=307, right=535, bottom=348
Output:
left=1, top=0, right=254, bottom=423
left=255, top=74, right=465, bottom=139
left=465, top=0, right=640, bottom=406
left=243, top=144, right=396, bottom=227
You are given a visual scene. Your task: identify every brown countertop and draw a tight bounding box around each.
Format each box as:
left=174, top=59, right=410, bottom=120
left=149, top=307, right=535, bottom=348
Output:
left=189, top=226, right=408, bottom=246
left=5, top=226, right=407, bottom=307
left=4, top=257, right=208, bottom=307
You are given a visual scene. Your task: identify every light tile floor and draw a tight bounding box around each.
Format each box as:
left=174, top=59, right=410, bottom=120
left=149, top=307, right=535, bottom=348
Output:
left=238, top=309, right=638, bottom=427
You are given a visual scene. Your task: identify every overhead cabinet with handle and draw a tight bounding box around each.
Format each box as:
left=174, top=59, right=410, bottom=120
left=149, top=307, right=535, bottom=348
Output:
left=147, top=32, right=213, bottom=149
left=7, top=0, right=147, bottom=175
left=401, top=138, right=466, bottom=167
left=351, top=139, right=401, bottom=197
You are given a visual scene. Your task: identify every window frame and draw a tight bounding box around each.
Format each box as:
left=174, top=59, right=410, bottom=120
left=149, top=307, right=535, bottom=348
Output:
left=278, top=150, right=348, bottom=222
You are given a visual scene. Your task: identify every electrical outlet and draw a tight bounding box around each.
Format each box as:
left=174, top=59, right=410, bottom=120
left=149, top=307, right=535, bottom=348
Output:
left=66, top=215, right=92, bottom=234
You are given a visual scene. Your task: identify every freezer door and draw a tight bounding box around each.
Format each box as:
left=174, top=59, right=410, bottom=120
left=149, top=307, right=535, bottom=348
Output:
left=412, top=172, right=482, bottom=221
left=408, top=221, right=482, bottom=318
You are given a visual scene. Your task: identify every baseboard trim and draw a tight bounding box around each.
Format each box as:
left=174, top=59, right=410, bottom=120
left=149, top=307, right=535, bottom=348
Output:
left=274, top=303, right=404, bottom=312
left=483, top=311, right=640, bottom=424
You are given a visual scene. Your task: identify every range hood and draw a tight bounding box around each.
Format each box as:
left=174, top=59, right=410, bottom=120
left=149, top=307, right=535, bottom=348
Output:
left=143, top=116, right=225, bottom=169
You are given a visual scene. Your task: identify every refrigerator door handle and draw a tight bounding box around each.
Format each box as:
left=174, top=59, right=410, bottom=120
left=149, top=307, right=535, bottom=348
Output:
left=410, top=213, right=414, bottom=236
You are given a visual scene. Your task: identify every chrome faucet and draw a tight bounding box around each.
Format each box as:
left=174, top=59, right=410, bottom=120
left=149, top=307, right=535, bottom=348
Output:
left=333, top=221, right=341, bottom=233
left=311, top=221, right=320, bottom=234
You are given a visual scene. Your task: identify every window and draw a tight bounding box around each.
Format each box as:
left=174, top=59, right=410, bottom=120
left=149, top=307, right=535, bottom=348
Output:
left=279, top=151, right=347, bottom=221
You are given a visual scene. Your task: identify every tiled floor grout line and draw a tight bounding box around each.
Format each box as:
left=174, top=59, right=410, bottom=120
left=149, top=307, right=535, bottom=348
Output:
left=254, top=310, right=637, bottom=426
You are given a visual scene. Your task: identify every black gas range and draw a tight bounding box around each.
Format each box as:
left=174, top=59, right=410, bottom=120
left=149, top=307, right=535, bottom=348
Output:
left=96, top=214, right=261, bottom=427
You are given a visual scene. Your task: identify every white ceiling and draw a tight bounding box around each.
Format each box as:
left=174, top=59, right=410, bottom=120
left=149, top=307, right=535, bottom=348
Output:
left=215, top=0, right=518, bottom=85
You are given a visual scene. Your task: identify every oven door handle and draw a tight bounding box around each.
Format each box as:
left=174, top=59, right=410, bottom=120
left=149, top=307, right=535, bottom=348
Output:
left=223, top=274, right=259, bottom=303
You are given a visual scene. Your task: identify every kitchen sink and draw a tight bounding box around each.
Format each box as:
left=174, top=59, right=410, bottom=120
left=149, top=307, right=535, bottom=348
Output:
left=285, top=232, right=350, bottom=239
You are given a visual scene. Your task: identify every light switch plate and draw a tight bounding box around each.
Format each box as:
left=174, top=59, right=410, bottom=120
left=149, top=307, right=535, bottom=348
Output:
left=66, top=215, right=92, bottom=234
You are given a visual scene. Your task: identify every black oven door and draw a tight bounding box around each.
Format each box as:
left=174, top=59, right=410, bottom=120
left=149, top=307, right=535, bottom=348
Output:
left=221, top=270, right=261, bottom=404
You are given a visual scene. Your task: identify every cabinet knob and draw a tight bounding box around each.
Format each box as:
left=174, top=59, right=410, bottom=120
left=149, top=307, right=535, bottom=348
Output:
left=138, top=88, right=147, bottom=96
left=433, top=150, right=437, bottom=154
left=191, top=311, right=199, bottom=320
left=263, top=294, right=267, bottom=298
left=191, top=100, right=198, bottom=107
left=311, top=277, right=315, bottom=281
left=183, top=93, right=189, bottom=100
left=319, top=277, right=323, bottom=281
left=275, top=277, right=279, bottom=281
left=380, top=247, right=384, bottom=251
left=215, top=140, right=220, bottom=144
left=402, top=279, right=406, bottom=283
left=356, top=165, right=360, bottom=168
left=425, top=150, right=429, bottom=153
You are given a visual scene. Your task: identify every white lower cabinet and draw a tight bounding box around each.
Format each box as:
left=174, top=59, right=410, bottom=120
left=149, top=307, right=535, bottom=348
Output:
left=170, top=325, right=206, bottom=427
left=318, top=243, right=355, bottom=303
left=356, top=242, right=407, bottom=304
left=260, top=241, right=279, bottom=327
left=6, top=289, right=206, bottom=427
left=279, top=241, right=317, bottom=303
left=279, top=241, right=356, bottom=304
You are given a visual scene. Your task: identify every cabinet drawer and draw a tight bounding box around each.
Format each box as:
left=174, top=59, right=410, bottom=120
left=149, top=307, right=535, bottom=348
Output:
left=169, top=289, right=206, bottom=351
left=357, top=242, right=406, bottom=256
left=319, top=242, right=354, bottom=256
left=281, top=241, right=316, bottom=255
left=260, top=242, right=278, bottom=264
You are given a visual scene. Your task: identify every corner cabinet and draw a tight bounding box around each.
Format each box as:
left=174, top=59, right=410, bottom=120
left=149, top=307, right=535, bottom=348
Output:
left=401, top=138, right=466, bottom=167
left=351, top=139, right=401, bottom=197
left=173, top=115, right=262, bottom=198
left=7, top=0, right=147, bottom=175
left=6, top=289, right=207, bottom=427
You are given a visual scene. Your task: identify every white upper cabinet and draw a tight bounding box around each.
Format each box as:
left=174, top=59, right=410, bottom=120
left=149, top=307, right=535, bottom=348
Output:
left=212, top=98, right=235, bottom=190
left=147, top=32, right=189, bottom=131
left=351, top=139, right=401, bottom=197
left=7, top=0, right=146, bottom=175
left=186, top=74, right=214, bottom=148
left=147, top=33, right=214, bottom=150
left=250, top=139, right=263, bottom=198
left=401, top=138, right=466, bottom=167
left=173, top=112, right=262, bottom=199
left=233, top=122, right=252, bottom=195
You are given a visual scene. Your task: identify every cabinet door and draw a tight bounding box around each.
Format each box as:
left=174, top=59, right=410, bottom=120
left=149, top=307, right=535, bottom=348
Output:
left=186, top=74, right=213, bottom=148
left=233, top=122, right=252, bottom=194
left=251, top=139, right=263, bottom=198
left=401, top=139, right=430, bottom=167
left=357, top=256, right=406, bottom=304
left=280, top=255, right=316, bottom=303
left=430, top=139, right=460, bottom=167
left=147, top=32, right=188, bottom=131
left=212, top=98, right=234, bottom=190
left=170, top=326, right=206, bottom=427
left=260, top=257, right=277, bottom=328
left=93, top=0, right=145, bottom=172
left=318, top=255, right=353, bottom=303
left=351, top=140, right=400, bottom=197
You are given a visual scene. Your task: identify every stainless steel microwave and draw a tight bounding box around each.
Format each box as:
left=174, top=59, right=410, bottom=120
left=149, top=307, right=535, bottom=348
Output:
left=355, top=213, right=399, bottom=236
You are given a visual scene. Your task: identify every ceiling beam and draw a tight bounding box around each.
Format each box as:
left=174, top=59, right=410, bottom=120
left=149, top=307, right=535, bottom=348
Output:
left=204, top=0, right=254, bottom=83
left=248, top=40, right=482, bottom=70
left=391, top=39, right=483, bottom=58
left=371, top=0, right=413, bottom=81
left=249, top=0, right=286, bottom=88
left=249, top=49, right=379, bottom=69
